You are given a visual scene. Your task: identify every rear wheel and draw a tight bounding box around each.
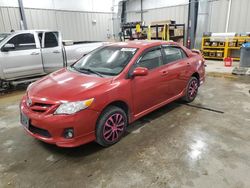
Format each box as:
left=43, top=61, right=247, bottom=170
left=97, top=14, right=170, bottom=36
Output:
left=96, top=106, right=127, bottom=147
left=182, top=77, right=199, bottom=103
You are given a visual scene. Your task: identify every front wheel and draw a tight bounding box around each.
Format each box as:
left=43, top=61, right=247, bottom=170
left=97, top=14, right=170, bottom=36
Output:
left=96, top=106, right=127, bottom=147
left=182, top=77, right=199, bottom=103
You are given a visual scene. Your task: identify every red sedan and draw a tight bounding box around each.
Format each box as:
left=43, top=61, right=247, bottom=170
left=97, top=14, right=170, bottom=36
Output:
left=20, top=41, right=205, bottom=147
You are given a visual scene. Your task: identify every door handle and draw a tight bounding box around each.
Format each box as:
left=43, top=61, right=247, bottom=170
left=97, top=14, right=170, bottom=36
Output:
left=161, top=70, right=169, bottom=76
left=30, top=52, right=40, bottom=55
left=53, top=50, right=61, bottom=54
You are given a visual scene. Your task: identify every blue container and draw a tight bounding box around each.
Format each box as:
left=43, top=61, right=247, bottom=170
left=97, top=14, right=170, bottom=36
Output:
left=242, top=42, right=250, bottom=48
left=240, top=42, right=250, bottom=67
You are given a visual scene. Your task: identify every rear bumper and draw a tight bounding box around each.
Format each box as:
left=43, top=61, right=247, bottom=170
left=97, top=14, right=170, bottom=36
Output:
left=199, top=74, right=205, bottom=85
left=20, top=96, right=100, bottom=147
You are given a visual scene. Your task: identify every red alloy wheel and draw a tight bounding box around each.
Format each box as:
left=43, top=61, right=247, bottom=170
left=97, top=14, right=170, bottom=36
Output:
left=103, top=113, right=125, bottom=142
left=188, top=79, right=198, bottom=100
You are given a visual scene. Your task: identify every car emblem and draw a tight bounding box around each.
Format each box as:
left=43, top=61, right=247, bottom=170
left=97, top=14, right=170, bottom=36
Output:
left=26, top=98, right=32, bottom=107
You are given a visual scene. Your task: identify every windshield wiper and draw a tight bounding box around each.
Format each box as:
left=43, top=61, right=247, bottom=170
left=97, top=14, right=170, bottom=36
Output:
left=78, top=67, right=104, bottom=77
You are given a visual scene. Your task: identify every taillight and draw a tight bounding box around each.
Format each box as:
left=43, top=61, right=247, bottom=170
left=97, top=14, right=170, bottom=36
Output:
left=201, top=59, right=207, bottom=67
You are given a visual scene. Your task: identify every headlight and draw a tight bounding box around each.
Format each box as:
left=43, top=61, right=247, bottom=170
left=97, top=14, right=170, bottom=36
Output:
left=54, top=98, right=94, bottom=115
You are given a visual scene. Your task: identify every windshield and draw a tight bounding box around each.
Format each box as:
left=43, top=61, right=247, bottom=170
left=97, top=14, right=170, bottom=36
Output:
left=0, top=33, right=10, bottom=43
left=72, top=46, right=138, bottom=76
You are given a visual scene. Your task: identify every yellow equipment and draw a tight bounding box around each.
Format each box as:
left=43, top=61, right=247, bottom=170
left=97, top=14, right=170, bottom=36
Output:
left=201, top=36, right=250, bottom=61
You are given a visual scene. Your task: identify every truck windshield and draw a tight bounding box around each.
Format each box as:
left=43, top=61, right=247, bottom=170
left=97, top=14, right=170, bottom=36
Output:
left=72, top=46, right=138, bottom=76
left=0, top=33, right=10, bottom=43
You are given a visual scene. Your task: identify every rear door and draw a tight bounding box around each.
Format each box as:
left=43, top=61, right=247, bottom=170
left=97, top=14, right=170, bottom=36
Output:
left=161, top=45, right=190, bottom=99
left=41, top=31, right=64, bottom=73
left=0, top=32, right=44, bottom=80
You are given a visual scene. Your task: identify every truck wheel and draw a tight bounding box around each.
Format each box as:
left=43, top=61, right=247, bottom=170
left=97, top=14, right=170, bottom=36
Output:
left=182, top=77, right=199, bottom=103
left=96, top=106, right=127, bottom=147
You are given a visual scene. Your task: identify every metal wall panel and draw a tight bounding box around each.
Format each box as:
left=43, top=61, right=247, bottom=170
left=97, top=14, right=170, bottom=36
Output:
left=126, top=11, right=141, bottom=22
left=207, top=0, right=228, bottom=32
left=126, top=0, right=188, bottom=11
left=126, top=0, right=249, bottom=34
left=0, top=7, right=18, bottom=32
left=228, top=0, right=250, bottom=33
left=126, top=4, right=188, bottom=26
left=55, top=11, right=112, bottom=41
left=0, top=6, right=112, bottom=41
left=206, top=0, right=250, bottom=33
left=25, top=9, right=57, bottom=30
left=144, top=5, right=188, bottom=25
left=0, top=0, right=113, bottom=13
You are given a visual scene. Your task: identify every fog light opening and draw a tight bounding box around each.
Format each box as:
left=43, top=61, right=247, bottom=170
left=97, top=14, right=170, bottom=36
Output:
left=64, top=128, right=74, bottom=139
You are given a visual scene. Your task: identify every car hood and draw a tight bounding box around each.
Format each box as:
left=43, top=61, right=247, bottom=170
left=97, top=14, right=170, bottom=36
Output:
left=28, top=68, right=112, bottom=102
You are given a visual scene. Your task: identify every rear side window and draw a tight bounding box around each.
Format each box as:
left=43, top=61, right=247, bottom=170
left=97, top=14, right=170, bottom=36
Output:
left=163, top=46, right=187, bottom=64
left=136, top=48, right=163, bottom=70
left=7, top=33, right=36, bottom=50
left=44, top=32, right=58, bottom=48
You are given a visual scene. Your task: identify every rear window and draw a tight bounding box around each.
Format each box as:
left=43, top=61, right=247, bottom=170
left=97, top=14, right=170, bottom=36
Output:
left=44, top=32, right=59, bottom=48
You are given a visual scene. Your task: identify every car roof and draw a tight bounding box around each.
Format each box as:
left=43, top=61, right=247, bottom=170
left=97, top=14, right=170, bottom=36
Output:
left=10, top=30, right=58, bottom=34
left=107, top=40, right=178, bottom=49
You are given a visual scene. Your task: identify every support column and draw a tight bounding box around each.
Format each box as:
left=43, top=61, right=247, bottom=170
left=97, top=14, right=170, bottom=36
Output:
left=225, top=0, right=232, bottom=32
left=18, top=0, right=28, bottom=30
left=194, top=0, right=210, bottom=49
left=140, top=0, right=143, bottom=22
left=187, top=0, right=199, bottom=49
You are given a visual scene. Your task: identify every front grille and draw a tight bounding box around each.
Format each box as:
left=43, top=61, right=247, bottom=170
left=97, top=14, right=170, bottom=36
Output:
left=33, top=103, right=52, bottom=108
left=29, top=124, right=51, bottom=138
left=30, top=103, right=53, bottom=113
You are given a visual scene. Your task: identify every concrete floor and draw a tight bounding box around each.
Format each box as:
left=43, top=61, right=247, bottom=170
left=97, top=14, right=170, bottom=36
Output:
left=0, top=76, right=250, bottom=188
left=205, top=60, right=239, bottom=74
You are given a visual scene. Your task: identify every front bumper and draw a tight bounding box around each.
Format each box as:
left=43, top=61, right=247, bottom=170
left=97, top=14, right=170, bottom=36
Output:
left=20, top=96, right=100, bottom=147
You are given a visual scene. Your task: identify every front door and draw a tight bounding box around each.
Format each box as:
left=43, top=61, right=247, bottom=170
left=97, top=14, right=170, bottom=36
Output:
left=0, top=32, right=44, bottom=80
left=131, top=47, right=166, bottom=115
left=41, top=32, right=64, bottom=73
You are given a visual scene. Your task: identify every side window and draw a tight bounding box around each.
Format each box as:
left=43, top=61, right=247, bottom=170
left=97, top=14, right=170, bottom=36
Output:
left=163, top=47, right=186, bottom=64
left=7, top=33, right=36, bottom=51
left=181, top=49, right=188, bottom=58
left=44, top=32, right=58, bottom=48
left=136, top=48, right=163, bottom=70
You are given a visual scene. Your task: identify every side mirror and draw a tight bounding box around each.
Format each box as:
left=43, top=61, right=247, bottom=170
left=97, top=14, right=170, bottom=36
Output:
left=2, top=43, right=15, bottom=52
left=132, top=67, right=148, bottom=77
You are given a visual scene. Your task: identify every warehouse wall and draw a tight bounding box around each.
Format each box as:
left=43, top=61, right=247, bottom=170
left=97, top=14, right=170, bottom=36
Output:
left=207, top=0, right=228, bottom=33
left=204, top=0, right=250, bottom=33
left=0, top=0, right=113, bottom=13
left=0, top=7, right=21, bottom=32
left=126, top=0, right=189, bottom=25
left=126, top=4, right=189, bottom=26
left=125, top=0, right=250, bottom=33
left=228, top=0, right=250, bottom=33
left=194, top=0, right=250, bottom=48
left=0, top=0, right=114, bottom=41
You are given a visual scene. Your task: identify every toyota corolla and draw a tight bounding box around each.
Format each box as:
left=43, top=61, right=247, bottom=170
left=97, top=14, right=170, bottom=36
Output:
left=20, top=41, right=205, bottom=147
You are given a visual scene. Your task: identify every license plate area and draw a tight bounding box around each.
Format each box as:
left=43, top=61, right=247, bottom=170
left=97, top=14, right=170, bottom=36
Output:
left=21, top=112, right=29, bottom=129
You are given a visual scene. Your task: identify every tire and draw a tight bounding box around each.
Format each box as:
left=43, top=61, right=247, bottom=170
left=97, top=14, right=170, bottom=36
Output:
left=182, top=76, right=199, bottom=103
left=96, top=106, right=127, bottom=147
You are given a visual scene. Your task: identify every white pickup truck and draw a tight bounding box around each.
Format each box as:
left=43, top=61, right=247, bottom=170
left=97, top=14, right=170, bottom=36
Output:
left=0, top=30, right=104, bottom=89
